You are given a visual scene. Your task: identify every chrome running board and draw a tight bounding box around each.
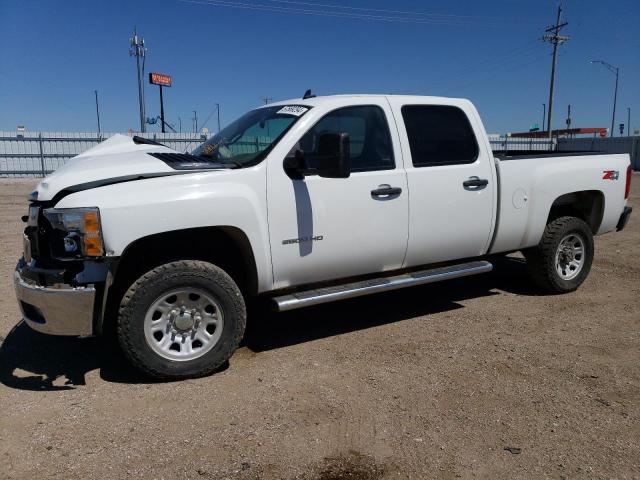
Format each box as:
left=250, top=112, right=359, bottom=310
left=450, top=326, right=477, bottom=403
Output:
left=272, top=260, right=493, bottom=312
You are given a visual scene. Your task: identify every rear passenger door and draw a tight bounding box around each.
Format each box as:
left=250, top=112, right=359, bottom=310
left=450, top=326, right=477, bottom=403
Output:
left=388, top=100, right=495, bottom=267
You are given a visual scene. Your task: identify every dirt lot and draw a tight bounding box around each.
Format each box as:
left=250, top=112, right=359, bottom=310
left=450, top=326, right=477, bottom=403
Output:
left=0, top=176, right=638, bottom=480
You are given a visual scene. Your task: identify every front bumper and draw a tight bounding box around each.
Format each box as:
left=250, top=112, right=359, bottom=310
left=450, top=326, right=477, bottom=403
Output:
left=617, top=206, right=633, bottom=231
left=14, top=262, right=96, bottom=336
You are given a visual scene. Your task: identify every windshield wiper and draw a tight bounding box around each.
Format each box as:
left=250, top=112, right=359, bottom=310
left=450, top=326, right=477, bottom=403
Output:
left=221, top=161, right=242, bottom=169
left=193, top=154, right=242, bottom=169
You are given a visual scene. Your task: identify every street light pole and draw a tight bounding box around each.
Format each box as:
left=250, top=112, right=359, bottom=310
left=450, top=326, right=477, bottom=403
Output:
left=590, top=60, right=619, bottom=137
left=94, top=90, right=101, bottom=135
left=612, top=67, right=619, bottom=137
left=542, top=103, right=546, bottom=132
left=627, top=107, right=631, bottom=137
left=215, top=103, right=221, bottom=133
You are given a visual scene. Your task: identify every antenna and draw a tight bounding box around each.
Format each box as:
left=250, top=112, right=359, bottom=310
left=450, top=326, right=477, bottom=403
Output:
left=303, top=89, right=316, bottom=99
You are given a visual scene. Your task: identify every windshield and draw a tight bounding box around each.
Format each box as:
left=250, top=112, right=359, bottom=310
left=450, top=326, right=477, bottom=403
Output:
left=191, top=105, right=311, bottom=167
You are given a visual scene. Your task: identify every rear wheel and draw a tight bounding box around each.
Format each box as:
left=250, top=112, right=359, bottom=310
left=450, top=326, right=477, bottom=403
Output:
left=523, top=216, right=594, bottom=293
left=117, top=260, right=246, bottom=379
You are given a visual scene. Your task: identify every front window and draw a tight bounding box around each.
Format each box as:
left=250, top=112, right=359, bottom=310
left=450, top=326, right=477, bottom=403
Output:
left=191, top=105, right=310, bottom=167
left=293, top=105, right=395, bottom=173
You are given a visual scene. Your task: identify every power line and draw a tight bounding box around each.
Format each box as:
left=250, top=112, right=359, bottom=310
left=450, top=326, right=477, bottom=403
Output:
left=178, top=0, right=518, bottom=27
left=262, top=0, right=525, bottom=22
left=443, top=47, right=550, bottom=93
left=423, top=41, right=547, bottom=93
left=542, top=2, right=570, bottom=139
left=184, top=0, right=505, bottom=26
left=433, top=42, right=546, bottom=88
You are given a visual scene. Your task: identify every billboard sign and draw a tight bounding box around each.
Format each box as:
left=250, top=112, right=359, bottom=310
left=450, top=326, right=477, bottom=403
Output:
left=149, top=72, right=172, bottom=87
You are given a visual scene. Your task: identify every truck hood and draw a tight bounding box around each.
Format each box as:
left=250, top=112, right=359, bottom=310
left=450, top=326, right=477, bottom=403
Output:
left=33, top=134, right=202, bottom=202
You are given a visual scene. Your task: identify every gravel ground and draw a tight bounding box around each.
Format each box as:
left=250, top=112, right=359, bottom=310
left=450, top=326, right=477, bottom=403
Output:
left=0, top=176, right=638, bottom=480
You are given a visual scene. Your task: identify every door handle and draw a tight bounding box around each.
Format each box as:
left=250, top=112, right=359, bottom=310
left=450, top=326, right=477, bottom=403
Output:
left=463, top=176, right=489, bottom=190
left=371, top=185, right=402, bottom=197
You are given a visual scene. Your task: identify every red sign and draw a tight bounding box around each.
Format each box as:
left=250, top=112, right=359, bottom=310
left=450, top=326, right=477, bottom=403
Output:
left=149, top=72, right=172, bottom=87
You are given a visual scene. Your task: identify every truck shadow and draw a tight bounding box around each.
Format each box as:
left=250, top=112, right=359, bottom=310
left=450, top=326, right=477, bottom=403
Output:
left=0, top=323, right=155, bottom=391
left=0, top=257, right=536, bottom=390
left=243, top=256, right=535, bottom=352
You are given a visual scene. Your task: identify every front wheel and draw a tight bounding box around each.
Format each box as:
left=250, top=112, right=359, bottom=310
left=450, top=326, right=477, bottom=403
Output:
left=117, top=260, right=246, bottom=379
left=523, top=216, right=594, bottom=293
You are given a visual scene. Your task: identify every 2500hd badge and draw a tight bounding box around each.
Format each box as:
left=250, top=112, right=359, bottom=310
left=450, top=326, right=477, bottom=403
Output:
left=282, top=235, right=324, bottom=245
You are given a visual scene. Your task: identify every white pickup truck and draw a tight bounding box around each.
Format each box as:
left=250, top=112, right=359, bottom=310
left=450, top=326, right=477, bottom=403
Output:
left=15, top=94, right=633, bottom=379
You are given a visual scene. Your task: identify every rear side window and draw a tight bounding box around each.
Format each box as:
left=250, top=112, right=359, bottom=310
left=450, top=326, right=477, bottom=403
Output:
left=296, top=105, right=395, bottom=173
left=401, top=105, right=479, bottom=167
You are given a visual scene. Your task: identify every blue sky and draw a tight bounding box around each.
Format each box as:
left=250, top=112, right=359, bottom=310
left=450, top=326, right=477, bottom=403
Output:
left=0, top=0, right=638, bottom=134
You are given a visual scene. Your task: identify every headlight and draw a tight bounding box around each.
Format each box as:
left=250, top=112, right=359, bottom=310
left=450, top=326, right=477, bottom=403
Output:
left=43, top=207, right=104, bottom=257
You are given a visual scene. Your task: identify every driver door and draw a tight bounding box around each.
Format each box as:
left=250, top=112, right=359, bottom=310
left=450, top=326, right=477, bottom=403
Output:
left=267, top=99, right=409, bottom=290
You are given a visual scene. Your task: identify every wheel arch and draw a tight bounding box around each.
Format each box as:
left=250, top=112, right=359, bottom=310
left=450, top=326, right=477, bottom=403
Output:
left=546, top=190, right=605, bottom=234
left=101, top=226, right=258, bottom=335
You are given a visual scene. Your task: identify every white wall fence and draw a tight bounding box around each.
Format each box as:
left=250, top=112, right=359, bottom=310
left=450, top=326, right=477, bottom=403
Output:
left=1, top=131, right=638, bottom=177
left=487, top=134, right=555, bottom=152
left=0, top=132, right=207, bottom=177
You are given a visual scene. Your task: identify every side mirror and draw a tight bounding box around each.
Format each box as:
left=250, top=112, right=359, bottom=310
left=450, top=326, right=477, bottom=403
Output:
left=283, top=149, right=306, bottom=180
left=283, top=132, right=351, bottom=180
left=316, top=132, right=350, bottom=179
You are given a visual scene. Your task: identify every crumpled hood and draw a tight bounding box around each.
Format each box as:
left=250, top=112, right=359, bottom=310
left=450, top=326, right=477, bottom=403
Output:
left=34, top=134, right=182, bottom=201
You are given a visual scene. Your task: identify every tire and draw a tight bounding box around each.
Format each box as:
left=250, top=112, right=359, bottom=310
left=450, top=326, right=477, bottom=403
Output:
left=117, top=260, right=246, bottom=379
left=523, top=216, right=594, bottom=293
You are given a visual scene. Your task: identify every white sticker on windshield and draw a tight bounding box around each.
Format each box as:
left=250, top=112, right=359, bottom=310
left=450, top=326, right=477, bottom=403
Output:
left=276, top=105, right=309, bottom=117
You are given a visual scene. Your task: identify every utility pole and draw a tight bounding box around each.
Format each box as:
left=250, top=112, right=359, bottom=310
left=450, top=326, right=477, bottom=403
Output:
left=590, top=60, right=619, bottom=137
left=542, top=3, right=570, bottom=139
left=542, top=103, right=546, bottom=132
left=566, top=104, right=571, bottom=137
left=94, top=90, right=101, bottom=135
left=261, top=96, right=273, bottom=105
left=192, top=110, right=198, bottom=133
left=628, top=107, right=631, bottom=137
left=130, top=28, right=147, bottom=133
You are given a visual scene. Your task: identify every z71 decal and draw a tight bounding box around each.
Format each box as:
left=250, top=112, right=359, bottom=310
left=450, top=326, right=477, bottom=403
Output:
left=603, top=170, right=619, bottom=180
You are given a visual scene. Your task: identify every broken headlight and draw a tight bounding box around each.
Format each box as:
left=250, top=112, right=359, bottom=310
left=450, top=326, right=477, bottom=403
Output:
left=43, top=207, right=104, bottom=257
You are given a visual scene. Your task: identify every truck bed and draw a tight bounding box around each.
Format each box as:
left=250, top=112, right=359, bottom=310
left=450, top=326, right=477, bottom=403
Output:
left=489, top=152, right=630, bottom=255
